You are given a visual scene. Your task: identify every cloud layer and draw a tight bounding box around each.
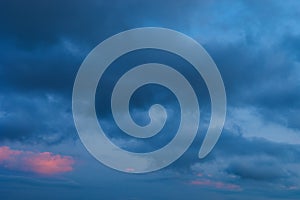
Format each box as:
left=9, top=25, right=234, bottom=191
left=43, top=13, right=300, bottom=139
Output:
left=0, top=146, right=74, bottom=175
left=0, top=0, right=300, bottom=199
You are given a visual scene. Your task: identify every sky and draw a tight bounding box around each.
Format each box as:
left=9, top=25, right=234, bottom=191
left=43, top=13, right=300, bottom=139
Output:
left=0, top=0, right=300, bottom=199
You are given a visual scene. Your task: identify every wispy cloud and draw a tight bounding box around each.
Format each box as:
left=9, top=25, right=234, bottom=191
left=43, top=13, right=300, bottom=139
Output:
left=190, top=179, right=241, bottom=191
left=0, top=146, right=74, bottom=175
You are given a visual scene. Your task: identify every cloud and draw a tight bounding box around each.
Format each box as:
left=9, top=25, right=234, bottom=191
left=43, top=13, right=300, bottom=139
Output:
left=190, top=179, right=241, bottom=191
left=226, top=107, right=300, bottom=145
left=0, top=146, right=74, bottom=175
left=0, top=93, right=76, bottom=144
left=0, top=0, right=300, bottom=199
left=187, top=129, right=300, bottom=193
left=0, top=145, right=21, bottom=161
left=226, top=157, right=288, bottom=181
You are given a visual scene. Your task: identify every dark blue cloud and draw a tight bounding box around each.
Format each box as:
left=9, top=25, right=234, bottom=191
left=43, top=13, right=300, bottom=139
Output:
left=1, top=0, right=300, bottom=199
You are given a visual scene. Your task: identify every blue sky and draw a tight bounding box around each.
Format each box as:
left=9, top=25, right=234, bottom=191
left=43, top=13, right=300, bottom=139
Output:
left=1, top=0, right=300, bottom=199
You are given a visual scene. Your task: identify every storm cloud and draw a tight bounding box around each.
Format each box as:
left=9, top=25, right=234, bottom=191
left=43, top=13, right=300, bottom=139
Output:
left=0, top=0, right=300, bottom=199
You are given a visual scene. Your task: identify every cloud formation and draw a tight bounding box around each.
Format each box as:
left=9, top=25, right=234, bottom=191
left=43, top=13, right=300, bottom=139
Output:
left=0, top=0, right=300, bottom=199
left=0, top=146, right=74, bottom=175
left=190, top=179, right=241, bottom=191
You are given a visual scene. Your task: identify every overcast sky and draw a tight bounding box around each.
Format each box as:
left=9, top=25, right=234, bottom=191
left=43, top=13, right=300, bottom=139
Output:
left=1, top=0, right=300, bottom=199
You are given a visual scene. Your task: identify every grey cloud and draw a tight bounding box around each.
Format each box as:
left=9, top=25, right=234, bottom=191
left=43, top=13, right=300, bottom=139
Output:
left=226, top=158, right=288, bottom=181
left=0, top=93, right=76, bottom=144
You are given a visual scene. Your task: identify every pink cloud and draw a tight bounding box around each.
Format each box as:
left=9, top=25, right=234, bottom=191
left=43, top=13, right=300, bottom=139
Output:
left=0, top=146, right=21, bottom=161
left=190, top=179, right=241, bottom=191
left=0, top=146, right=74, bottom=175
